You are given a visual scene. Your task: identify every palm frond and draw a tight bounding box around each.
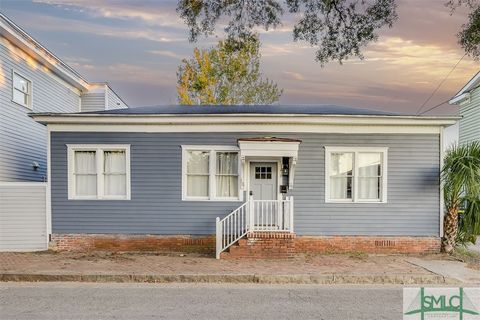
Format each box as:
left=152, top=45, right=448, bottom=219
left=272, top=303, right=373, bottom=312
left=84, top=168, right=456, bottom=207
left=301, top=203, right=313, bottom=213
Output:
left=443, top=141, right=480, bottom=247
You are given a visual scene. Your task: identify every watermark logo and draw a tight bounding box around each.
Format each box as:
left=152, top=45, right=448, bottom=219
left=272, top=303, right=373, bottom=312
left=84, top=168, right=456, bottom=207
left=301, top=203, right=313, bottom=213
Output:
left=404, top=287, right=480, bottom=319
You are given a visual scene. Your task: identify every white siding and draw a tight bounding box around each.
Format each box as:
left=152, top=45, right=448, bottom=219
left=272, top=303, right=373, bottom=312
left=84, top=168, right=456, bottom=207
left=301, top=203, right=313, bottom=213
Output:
left=0, top=183, right=47, bottom=251
left=106, top=86, right=127, bottom=110
left=459, top=86, right=480, bottom=144
left=0, top=36, right=80, bottom=182
left=81, top=92, right=105, bottom=112
left=80, top=85, right=128, bottom=112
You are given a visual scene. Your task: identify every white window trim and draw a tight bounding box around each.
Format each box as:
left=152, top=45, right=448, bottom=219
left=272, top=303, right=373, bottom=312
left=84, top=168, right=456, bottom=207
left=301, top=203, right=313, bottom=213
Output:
left=181, top=145, right=242, bottom=202
left=67, top=144, right=131, bottom=200
left=325, top=146, right=388, bottom=204
left=11, top=69, right=33, bottom=109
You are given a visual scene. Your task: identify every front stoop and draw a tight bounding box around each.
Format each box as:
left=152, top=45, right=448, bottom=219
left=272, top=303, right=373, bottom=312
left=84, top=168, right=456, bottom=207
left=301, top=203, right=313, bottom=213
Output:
left=220, top=232, right=296, bottom=259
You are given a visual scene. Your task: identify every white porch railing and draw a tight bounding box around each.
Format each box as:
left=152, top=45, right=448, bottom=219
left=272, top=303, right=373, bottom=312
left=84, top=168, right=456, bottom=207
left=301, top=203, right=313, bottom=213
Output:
left=216, top=197, right=294, bottom=259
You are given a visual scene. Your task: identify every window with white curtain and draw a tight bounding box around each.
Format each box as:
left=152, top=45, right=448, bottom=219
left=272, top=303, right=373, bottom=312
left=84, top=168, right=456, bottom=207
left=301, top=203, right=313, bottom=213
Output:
left=183, top=146, right=240, bottom=201
left=187, top=151, right=210, bottom=197
left=103, top=151, right=127, bottom=197
left=329, top=152, right=353, bottom=200
left=325, top=147, right=387, bottom=203
left=68, top=145, right=130, bottom=200
left=12, top=71, right=32, bottom=109
left=216, top=152, right=238, bottom=198
left=74, top=151, right=97, bottom=197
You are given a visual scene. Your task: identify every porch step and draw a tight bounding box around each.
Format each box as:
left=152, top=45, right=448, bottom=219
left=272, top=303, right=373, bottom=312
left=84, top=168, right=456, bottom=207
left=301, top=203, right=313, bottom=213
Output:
left=237, top=238, right=248, bottom=246
left=221, top=232, right=297, bottom=259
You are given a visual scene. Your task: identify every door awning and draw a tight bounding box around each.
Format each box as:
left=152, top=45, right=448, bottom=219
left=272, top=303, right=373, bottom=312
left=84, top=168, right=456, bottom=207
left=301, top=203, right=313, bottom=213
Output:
left=238, top=137, right=301, bottom=189
left=238, top=137, right=301, bottom=158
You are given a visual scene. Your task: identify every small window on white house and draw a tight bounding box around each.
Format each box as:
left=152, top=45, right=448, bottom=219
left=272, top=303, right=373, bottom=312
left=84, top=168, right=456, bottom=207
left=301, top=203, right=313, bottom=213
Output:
left=183, top=146, right=241, bottom=201
left=12, top=71, right=32, bottom=108
left=326, top=147, right=387, bottom=203
left=68, top=145, right=130, bottom=200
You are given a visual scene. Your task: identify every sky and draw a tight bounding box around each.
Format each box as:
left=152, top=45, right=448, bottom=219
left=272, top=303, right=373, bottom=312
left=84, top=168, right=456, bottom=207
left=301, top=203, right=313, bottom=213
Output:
left=0, top=0, right=478, bottom=115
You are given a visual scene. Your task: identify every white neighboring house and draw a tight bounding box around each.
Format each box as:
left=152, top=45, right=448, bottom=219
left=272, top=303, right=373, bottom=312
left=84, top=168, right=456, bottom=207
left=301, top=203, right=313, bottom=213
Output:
left=0, top=13, right=128, bottom=251
left=443, top=121, right=459, bottom=151
left=449, top=71, right=480, bottom=145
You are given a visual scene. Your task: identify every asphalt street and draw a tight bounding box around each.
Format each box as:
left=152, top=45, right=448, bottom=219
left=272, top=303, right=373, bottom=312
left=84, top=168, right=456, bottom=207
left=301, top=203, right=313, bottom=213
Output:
left=0, top=282, right=405, bottom=320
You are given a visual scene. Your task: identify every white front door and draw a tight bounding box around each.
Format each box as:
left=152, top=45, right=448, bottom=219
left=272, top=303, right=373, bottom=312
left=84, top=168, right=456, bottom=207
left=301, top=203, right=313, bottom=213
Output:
left=249, top=162, right=277, bottom=200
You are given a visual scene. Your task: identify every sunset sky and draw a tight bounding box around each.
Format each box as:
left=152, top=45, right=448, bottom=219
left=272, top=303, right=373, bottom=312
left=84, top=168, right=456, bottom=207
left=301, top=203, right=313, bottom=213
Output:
left=1, top=0, right=478, bottom=115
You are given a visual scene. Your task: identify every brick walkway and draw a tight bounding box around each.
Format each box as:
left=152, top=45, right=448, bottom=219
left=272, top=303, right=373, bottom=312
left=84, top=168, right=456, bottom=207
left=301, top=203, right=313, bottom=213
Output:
left=0, top=251, right=440, bottom=276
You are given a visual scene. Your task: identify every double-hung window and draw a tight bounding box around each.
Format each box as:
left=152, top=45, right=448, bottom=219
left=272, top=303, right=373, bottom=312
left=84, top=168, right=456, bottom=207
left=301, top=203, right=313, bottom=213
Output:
left=12, top=71, right=32, bottom=109
left=68, top=145, right=131, bottom=200
left=183, top=146, right=240, bottom=201
left=325, top=147, right=387, bottom=203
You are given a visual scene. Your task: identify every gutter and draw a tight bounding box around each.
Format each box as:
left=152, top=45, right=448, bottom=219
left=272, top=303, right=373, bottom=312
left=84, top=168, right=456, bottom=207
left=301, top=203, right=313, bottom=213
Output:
left=30, top=113, right=460, bottom=127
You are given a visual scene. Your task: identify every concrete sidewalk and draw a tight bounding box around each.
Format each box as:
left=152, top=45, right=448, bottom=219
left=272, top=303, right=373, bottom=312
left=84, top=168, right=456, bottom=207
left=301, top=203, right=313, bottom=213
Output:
left=0, top=251, right=478, bottom=284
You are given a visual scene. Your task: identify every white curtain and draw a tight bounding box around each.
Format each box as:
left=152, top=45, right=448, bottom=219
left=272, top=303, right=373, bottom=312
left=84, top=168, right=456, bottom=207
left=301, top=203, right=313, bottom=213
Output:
left=330, top=153, right=353, bottom=199
left=104, top=151, right=126, bottom=196
left=216, top=152, right=238, bottom=197
left=74, top=151, right=97, bottom=196
left=330, top=177, right=352, bottom=199
left=187, top=151, right=209, bottom=197
left=358, top=153, right=381, bottom=199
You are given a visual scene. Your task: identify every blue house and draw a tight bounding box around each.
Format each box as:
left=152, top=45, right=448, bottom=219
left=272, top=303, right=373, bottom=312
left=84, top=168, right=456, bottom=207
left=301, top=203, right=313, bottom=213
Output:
left=32, top=105, right=457, bottom=258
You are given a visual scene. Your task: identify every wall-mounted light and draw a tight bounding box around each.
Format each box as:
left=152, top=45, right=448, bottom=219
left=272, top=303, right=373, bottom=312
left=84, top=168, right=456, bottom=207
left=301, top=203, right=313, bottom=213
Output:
left=32, top=161, right=39, bottom=171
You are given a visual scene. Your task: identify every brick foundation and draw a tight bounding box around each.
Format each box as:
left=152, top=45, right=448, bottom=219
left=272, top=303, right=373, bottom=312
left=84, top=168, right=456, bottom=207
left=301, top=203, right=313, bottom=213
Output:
left=221, top=234, right=440, bottom=259
left=50, top=233, right=440, bottom=256
left=294, top=236, right=441, bottom=254
left=50, top=234, right=215, bottom=254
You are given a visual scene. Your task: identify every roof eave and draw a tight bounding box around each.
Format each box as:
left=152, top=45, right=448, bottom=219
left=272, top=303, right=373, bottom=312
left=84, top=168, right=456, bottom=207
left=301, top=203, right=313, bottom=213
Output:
left=30, top=113, right=461, bottom=127
left=449, top=71, right=480, bottom=105
left=0, top=14, right=89, bottom=91
left=449, top=92, right=469, bottom=105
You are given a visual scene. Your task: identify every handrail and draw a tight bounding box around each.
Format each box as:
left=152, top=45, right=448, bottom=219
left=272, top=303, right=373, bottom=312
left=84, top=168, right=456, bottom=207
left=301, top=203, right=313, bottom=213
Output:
left=216, top=201, right=249, bottom=259
left=216, top=197, right=294, bottom=259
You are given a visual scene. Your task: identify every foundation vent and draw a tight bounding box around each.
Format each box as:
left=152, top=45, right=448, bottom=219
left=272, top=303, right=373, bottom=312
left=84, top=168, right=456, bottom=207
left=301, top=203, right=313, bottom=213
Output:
left=375, top=240, right=396, bottom=247
left=183, top=238, right=209, bottom=245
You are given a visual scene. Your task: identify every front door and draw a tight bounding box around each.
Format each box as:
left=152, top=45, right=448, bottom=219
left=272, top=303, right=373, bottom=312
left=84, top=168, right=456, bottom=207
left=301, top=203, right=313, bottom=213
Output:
left=250, top=162, right=277, bottom=200
left=250, top=162, right=278, bottom=229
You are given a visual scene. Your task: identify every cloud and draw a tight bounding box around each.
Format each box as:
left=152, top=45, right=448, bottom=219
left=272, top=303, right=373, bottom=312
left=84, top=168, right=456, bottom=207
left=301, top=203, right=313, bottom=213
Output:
left=261, top=42, right=312, bottom=57
left=148, top=50, right=183, bottom=60
left=100, top=63, right=175, bottom=85
left=282, top=71, right=305, bottom=81
left=16, top=11, right=185, bottom=43
left=361, top=37, right=477, bottom=83
left=380, top=0, right=470, bottom=50
left=8, top=0, right=476, bottom=115
left=33, top=0, right=184, bottom=27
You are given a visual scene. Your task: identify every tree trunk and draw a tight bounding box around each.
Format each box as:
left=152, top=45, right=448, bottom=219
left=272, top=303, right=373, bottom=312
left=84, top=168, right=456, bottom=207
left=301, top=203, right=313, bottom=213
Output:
left=442, top=207, right=459, bottom=253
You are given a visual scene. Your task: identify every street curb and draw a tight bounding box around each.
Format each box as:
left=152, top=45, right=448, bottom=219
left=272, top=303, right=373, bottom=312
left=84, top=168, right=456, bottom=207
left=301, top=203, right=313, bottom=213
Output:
left=0, top=273, right=459, bottom=284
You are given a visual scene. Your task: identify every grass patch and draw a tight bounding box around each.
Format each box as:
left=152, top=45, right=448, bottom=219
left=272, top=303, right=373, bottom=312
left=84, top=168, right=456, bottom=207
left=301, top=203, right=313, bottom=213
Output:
left=452, top=246, right=480, bottom=270
left=349, top=251, right=369, bottom=260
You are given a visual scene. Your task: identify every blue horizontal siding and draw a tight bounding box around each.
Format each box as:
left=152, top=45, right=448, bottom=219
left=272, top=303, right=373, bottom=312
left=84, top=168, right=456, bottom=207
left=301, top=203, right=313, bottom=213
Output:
left=51, top=132, right=440, bottom=236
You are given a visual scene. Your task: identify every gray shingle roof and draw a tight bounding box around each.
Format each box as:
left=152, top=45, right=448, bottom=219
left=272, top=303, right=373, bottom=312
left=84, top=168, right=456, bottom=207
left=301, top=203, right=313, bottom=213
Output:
left=82, top=104, right=399, bottom=116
